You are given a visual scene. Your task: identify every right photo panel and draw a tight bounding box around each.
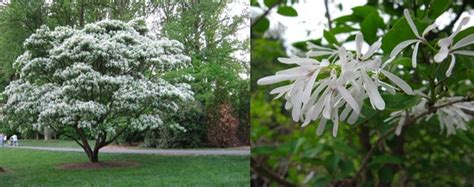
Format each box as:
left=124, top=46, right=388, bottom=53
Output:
left=251, top=0, right=474, bottom=186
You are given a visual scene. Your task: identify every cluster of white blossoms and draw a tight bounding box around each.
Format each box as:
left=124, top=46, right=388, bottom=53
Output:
left=258, top=9, right=474, bottom=137
left=386, top=96, right=474, bottom=136
left=3, top=19, right=193, bottom=136
left=258, top=33, right=414, bottom=137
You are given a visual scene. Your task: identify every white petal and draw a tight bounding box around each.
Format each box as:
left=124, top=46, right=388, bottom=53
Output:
left=412, top=41, right=420, bottom=68
left=453, top=50, right=474, bottom=56
left=306, top=51, right=334, bottom=57
left=381, top=70, right=414, bottom=95
left=292, top=102, right=301, bottom=122
left=434, top=47, right=449, bottom=63
left=307, top=42, right=333, bottom=51
left=390, top=39, right=418, bottom=58
left=316, top=118, right=327, bottom=136
left=453, top=17, right=470, bottom=35
left=452, top=34, right=474, bottom=50
left=361, top=71, right=385, bottom=110
left=437, top=37, right=452, bottom=48
left=302, top=70, right=319, bottom=102
left=257, top=74, right=299, bottom=85
left=336, top=85, right=360, bottom=114
left=362, top=40, right=381, bottom=60
left=404, top=9, right=420, bottom=38
left=320, top=59, right=330, bottom=67
left=332, top=114, right=339, bottom=137
left=378, top=80, right=396, bottom=94
left=322, top=92, right=332, bottom=119
left=276, top=66, right=312, bottom=75
left=270, top=84, right=292, bottom=94
left=278, top=57, right=319, bottom=65
left=395, top=113, right=406, bottom=135
left=356, top=33, right=363, bottom=58
left=422, top=23, right=437, bottom=37
left=445, top=54, right=456, bottom=77
left=347, top=108, right=360, bottom=124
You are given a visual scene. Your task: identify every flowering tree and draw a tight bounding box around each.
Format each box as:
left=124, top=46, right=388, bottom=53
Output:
left=2, top=19, right=193, bottom=162
left=252, top=1, right=474, bottom=186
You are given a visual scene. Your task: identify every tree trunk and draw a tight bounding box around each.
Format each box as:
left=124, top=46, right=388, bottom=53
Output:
left=44, top=127, right=52, bottom=141
left=88, top=150, right=100, bottom=163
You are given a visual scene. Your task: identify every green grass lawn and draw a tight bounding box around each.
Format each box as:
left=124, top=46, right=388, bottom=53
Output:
left=19, top=139, right=88, bottom=148
left=0, top=148, right=249, bottom=186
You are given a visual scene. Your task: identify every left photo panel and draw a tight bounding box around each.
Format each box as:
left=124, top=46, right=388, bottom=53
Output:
left=0, top=0, right=250, bottom=186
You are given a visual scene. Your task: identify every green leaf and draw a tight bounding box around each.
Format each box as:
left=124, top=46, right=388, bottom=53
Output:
left=453, top=26, right=474, bottom=44
left=455, top=131, right=474, bottom=145
left=352, top=5, right=378, bottom=18
left=277, top=6, right=298, bottom=17
left=382, top=17, right=427, bottom=54
left=323, top=30, right=339, bottom=46
left=391, top=57, right=412, bottom=67
left=360, top=13, right=385, bottom=44
left=331, top=26, right=357, bottom=34
left=428, top=0, right=451, bottom=19
left=263, top=0, right=278, bottom=7
left=382, top=93, right=421, bottom=111
left=333, top=15, right=362, bottom=24
left=253, top=18, right=270, bottom=33
left=369, top=155, right=403, bottom=168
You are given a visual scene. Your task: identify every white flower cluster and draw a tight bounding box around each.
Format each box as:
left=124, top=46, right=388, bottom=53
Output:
left=3, top=19, right=194, bottom=135
left=392, top=10, right=474, bottom=77
left=258, top=33, right=414, bottom=137
left=386, top=96, right=474, bottom=136
left=258, top=9, right=474, bottom=137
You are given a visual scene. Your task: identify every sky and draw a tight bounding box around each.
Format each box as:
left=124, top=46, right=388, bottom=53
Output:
left=251, top=0, right=474, bottom=52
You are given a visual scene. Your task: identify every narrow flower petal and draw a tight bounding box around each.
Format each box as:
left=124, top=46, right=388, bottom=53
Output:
left=356, top=33, right=363, bottom=58
left=390, top=39, right=418, bottom=58
left=322, top=92, right=332, bottom=119
left=307, top=42, right=333, bottom=51
left=434, top=47, right=449, bottom=62
left=452, top=34, right=474, bottom=50
left=437, top=37, right=452, bottom=48
left=257, top=74, right=299, bottom=85
left=332, top=114, right=339, bottom=137
left=395, top=113, right=406, bottom=135
left=453, top=50, right=474, bottom=56
left=381, top=70, right=414, bottom=95
left=422, top=23, right=437, bottom=37
left=445, top=54, right=456, bottom=77
left=270, top=85, right=292, bottom=95
left=361, top=71, right=385, bottom=110
left=404, top=9, right=420, bottom=38
left=412, top=41, right=420, bottom=68
left=278, top=57, right=319, bottom=65
left=453, top=17, right=470, bottom=35
left=361, top=40, right=381, bottom=60
left=336, top=85, right=360, bottom=114
left=306, top=51, right=334, bottom=57
left=302, top=70, right=320, bottom=102
left=316, top=118, right=327, bottom=136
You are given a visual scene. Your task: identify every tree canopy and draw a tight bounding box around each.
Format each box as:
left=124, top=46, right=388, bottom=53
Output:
left=3, top=19, right=192, bottom=162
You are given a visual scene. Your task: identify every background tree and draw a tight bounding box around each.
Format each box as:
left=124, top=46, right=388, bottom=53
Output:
left=0, top=0, right=146, bottom=140
left=251, top=0, right=474, bottom=186
left=3, top=19, right=192, bottom=162
left=147, top=1, right=250, bottom=147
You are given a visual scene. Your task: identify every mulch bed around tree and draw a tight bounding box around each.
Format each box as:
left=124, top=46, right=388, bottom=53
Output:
left=57, top=161, right=139, bottom=170
left=0, top=167, right=8, bottom=173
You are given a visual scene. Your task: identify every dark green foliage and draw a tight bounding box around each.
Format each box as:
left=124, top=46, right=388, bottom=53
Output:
left=144, top=102, right=206, bottom=148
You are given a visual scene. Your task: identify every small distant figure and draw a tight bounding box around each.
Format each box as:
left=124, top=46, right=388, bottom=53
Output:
left=0, top=134, right=4, bottom=147
left=3, top=135, right=6, bottom=146
left=10, top=134, right=18, bottom=147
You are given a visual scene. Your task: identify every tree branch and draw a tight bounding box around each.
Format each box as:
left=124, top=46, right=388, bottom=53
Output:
left=250, top=0, right=282, bottom=28
left=351, top=96, right=472, bottom=183
left=251, top=158, right=299, bottom=187
left=324, top=0, right=333, bottom=30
